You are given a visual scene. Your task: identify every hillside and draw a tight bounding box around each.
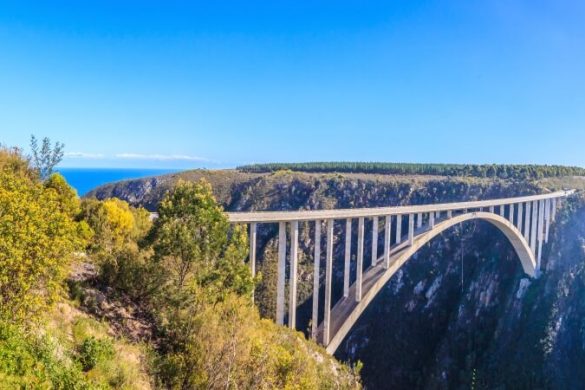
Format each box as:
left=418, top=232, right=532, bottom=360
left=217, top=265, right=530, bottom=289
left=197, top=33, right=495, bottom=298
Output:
left=89, top=168, right=585, bottom=388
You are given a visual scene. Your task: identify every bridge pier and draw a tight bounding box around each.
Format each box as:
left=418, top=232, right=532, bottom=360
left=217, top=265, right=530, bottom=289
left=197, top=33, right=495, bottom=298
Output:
left=276, top=222, right=286, bottom=325
left=429, top=212, right=435, bottom=228
left=509, top=203, right=515, bottom=224
left=524, top=202, right=531, bottom=240
left=311, top=221, right=321, bottom=340
left=518, top=202, right=524, bottom=233
left=249, top=222, right=257, bottom=301
left=408, top=214, right=415, bottom=246
left=537, top=200, right=545, bottom=270
left=323, top=219, right=334, bottom=344
left=372, top=216, right=379, bottom=266
left=343, top=219, right=351, bottom=298
left=395, top=215, right=402, bottom=244
left=530, top=201, right=538, bottom=256
left=356, top=217, right=364, bottom=302
left=288, top=221, right=299, bottom=329
left=384, top=215, right=391, bottom=269
left=544, top=199, right=551, bottom=243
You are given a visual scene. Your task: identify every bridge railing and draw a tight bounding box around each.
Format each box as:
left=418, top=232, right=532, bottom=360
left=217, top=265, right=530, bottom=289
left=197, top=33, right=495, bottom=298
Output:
left=227, top=189, right=575, bottom=346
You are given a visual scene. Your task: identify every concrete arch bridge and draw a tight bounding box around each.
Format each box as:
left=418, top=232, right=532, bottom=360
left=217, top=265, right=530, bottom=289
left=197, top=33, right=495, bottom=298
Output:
left=228, top=190, right=574, bottom=354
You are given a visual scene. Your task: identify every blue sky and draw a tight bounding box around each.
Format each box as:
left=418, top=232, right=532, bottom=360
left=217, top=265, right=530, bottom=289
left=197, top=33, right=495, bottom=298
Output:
left=1, top=1, right=584, bottom=169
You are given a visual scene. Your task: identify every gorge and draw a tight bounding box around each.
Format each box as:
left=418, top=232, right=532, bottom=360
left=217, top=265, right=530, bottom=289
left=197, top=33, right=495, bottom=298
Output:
left=89, top=168, right=585, bottom=389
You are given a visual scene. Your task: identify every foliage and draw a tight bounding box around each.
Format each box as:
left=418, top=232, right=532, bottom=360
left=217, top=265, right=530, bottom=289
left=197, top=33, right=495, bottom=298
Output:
left=44, top=172, right=81, bottom=217
left=0, top=168, right=84, bottom=323
left=238, top=162, right=585, bottom=180
left=81, top=197, right=151, bottom=255
left=30, top=135, right=64, bottom=180
left=144, top=179, right=360, bottom=389
left=155, top=293, right=361, bottom=389
left=150, top=179, right=254, bottom=299
left=78, top=336, right=115, bottom=372
left=0, top=146, right=33, bottom=179
left=0, top=320, right=92, bottom=389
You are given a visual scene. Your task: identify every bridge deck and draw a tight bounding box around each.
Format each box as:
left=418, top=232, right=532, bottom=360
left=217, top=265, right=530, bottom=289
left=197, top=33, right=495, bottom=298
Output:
left=228, top=190, right=573, bottom=223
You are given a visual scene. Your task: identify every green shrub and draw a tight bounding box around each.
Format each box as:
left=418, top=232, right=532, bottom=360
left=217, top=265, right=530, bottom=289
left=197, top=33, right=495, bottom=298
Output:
left=77, top=336, right=115, bottom=372
left=0, top=321, right=91, bottom=388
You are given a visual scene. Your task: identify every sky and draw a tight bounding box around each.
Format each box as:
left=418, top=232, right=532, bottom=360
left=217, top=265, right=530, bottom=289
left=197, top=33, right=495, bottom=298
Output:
left=1, top=1, right=584, bottom=169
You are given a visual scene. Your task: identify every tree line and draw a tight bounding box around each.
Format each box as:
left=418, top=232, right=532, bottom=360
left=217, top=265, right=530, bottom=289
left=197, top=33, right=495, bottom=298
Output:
left=237, top=162, right=585, bottom=180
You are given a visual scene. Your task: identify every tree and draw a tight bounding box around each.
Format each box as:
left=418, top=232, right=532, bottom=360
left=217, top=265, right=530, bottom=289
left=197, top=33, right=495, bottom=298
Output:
left=0, top=168, right=83, bottom=323
left=151, top=179, right=254, bottom=299
left=30, top=135, right=64, bottom=180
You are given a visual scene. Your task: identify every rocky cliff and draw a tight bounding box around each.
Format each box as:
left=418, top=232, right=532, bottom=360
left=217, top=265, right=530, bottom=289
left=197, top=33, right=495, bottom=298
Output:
left=89, top=170, right=585, bottom=389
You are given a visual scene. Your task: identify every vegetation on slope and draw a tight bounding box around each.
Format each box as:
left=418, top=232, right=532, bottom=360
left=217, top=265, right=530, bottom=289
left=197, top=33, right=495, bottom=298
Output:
left=0, top=141, right=361, bottom=389
left=238, top=162, right=585, bottom=180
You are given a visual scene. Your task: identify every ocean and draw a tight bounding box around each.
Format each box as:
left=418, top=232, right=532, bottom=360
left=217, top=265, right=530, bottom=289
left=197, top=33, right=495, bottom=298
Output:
left=57, top=168, right=180, bottom=196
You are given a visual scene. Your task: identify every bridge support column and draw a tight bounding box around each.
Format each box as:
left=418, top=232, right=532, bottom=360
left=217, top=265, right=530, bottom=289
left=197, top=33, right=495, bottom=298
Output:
left=429, top=212, right=435, bottom=228
left=356, top=217, right=364, bottom=302
left=530, top=201, right=538, bottom=255
left=417, top=213, right=423, bottom=229
left=552, top=198, right=557, bottom=221
left=249, top=222, right=257, bottom=302
left=509, top=204, right=515, bottom=224
left=518, top=202, right=524, bottom=233
left=489, top=206, right=495, bottom=213
left=372, top=217, right=379, bottom=266
left=384, top=215, right=391, bottom=269
left=311, top=221, right=321, bottom=340
left=323, top=219, right=334, bottom=345
left=537, top=200, right=545, bottom=270
left=395, top=215, right=402, bottom=244
left=288, top=221, right=299, bottom=329
left=500, top=205, right=505, bottom=217
left=545, top=199, right=551, bottom=243
left=408, top=214, right=414, bottom=246
left=524, top=202, right=531, bottom=240
left=343, top=219, right=351, bottom=298
left=447, top=210, right=452, bottom=219
left=435, top=211, right=440, bottom=220
left=276, top=222, right=286, bottom=325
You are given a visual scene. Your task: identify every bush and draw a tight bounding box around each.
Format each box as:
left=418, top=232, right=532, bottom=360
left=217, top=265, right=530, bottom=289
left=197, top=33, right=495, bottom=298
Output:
left=0, top=164, right=84, bottom=323
left=0, top=321, right=90, bottom=388
left=77, top=336, right=115, bottom=372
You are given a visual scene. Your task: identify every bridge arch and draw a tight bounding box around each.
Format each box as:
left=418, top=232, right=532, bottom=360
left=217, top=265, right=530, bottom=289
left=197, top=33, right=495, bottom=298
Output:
left=324, top=211, right=536, bottom=354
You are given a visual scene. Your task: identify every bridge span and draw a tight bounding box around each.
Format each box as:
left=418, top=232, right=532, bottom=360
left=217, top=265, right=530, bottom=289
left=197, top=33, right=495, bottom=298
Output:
left=228, top=190, right=575, bottom=353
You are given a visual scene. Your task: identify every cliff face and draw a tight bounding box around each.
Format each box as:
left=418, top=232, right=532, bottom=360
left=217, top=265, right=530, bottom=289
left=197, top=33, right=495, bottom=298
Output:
left=89, top=170, right=585, bottom=389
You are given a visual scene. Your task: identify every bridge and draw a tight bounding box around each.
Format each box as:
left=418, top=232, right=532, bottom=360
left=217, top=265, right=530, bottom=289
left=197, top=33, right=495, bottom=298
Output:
left=228, top=190, right=574, bottom=354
